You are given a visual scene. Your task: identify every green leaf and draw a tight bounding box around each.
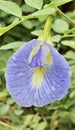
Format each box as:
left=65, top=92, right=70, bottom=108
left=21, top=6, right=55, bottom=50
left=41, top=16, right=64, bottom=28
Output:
left=70, top=90, right=75, bottom=98
left=35, top=122, right=47, bottom=130
left=64, top=51, right=75, bottom=60
left=69, top=60, right=75, bottom=65
left=70, top=112, right=75, bottom=124
left=24, top=115, right=33, bottom=126
left=52, top=19, right=69, bottom=33
left=22, top=20, right=33, bottom=29
left=0, top=105, right=10, bottom=115
left=25, top=0, right=43, bottom=10
left=32, top=7, right=55, bottom=16
left=7, top=98, right=15, bottom=105
left=52, top=35, right=61, bottom=42
left=64, top=28, right=75, bottom=34
left=48, top=0, right=73, bottom=8
left=22, top=4, right=35, bottom=13
left=0, top=125, right=10, bottom=130
left=0, top=90, right=9, bottom=98
left=71, top=65, right=75, bottom=74
left=66, top=11, right=75, bottom=21
left=9, top=113, right=20, bottom=123
left=0, top=41, right=24, bottom=50
left=31, top=30, right=43, bottom=36
left=0, top=0, right=22, bottom=17
left=14, top=110, right=24, bottom=116
left=61, top=40, right=75, bottom=49
left=0, top=51, right=13, bottom=72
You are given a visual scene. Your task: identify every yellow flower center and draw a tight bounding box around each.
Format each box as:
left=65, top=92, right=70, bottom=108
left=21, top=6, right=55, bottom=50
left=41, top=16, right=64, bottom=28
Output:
left=31, top=67, right=48, bottom=88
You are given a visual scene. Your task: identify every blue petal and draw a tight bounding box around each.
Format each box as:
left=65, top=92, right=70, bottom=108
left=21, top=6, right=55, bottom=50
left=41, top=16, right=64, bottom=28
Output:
left=32, top=42, right=71, bottom=107
left=5, top=39, right=72, bottom=107
left=5, top=39, right=40, bottom=107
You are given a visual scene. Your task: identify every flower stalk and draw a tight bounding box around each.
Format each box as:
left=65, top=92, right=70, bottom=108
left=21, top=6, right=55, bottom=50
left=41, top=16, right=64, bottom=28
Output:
left=38, top=15, right=54, bottom=44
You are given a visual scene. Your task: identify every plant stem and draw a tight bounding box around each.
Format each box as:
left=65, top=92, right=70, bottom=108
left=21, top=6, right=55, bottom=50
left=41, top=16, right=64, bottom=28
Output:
left=38, top=15, right=54, bottom=43
left=43, top=15, right=54, bottom=41
left=57, top=8, right=75, bottom=26
left=61, top=34, right=75, bottom=39
left=0, top=121, right=18, bottom=130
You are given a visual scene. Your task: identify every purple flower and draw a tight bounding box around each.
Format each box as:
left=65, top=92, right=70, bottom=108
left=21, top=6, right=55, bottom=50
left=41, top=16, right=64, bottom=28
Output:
left=5, top=39, right=72, bottom=107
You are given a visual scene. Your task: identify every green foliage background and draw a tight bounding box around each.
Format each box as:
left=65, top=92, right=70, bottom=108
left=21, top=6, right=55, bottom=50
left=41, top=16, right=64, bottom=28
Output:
left=0, top=0, right=75, bottom=130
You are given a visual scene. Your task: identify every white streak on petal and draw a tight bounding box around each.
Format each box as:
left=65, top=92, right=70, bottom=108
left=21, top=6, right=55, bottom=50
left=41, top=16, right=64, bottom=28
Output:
left=68, top=70, right=72, bottom=77
left=16, top=72, right=24, bottom=77
left=51, top=86, right=56, bottom=91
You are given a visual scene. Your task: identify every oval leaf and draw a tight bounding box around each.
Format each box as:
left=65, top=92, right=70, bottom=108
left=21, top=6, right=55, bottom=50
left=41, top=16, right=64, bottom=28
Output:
left=52, top=19, right=69, bottom=33
left=52, top=35, right=61, bottom=42
left=31, top=30, right=43, bottom=36
left=61, top=40, right=75, bottom=49
left=64, top=51, right=75, bottom=60
left=0, top=0, right=22, bottom=17
left=48, top=0, right=73, bottom=8
left=25, top=0, right=43, bottom=10
left=0, top=41, right=24, bottom=50
left=32, top=7, right=55, bottom=16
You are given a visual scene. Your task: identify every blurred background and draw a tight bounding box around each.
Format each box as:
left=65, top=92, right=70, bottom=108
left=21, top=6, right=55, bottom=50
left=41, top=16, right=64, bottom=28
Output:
left=0, top=0, right=75, bottom=130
